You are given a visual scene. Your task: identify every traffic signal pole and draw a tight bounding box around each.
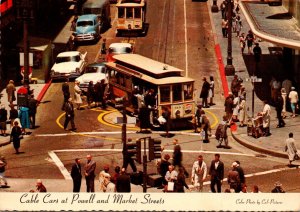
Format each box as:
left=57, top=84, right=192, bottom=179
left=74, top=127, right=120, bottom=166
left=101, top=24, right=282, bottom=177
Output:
left=122, top=106, right=127, bottom=167
left=142, top=139, right=147, bottom=193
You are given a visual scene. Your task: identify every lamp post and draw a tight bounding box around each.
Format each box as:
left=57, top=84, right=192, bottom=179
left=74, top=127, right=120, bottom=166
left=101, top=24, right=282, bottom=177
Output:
left=16, top=0, right=34, bottom=85
left=224, top=0, right=235, bottom=76
left=211, top=0, right=219, bottom=13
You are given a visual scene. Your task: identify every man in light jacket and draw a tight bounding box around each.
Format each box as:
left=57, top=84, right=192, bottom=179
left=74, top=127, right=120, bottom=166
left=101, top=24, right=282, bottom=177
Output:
left=191, top=155, right=207, bottom=192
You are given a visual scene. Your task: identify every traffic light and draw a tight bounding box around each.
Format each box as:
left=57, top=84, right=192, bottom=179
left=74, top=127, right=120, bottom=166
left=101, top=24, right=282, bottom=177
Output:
left=126, top=139, right=142, bottom=164
left=148, top=138, right=162, bottom=161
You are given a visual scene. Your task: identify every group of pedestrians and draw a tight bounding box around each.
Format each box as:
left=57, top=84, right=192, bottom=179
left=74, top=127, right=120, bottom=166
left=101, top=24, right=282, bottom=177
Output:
left=70, top=154, right=132, bottom=193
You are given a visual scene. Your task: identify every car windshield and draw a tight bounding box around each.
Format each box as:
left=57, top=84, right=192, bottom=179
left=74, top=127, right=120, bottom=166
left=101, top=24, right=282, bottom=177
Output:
left=109, top=46, right=132, bottom=54
left=85, top=66, right=105, bottom=73
left=77, top=21, right=93, bottom=27
left=56, top=55, right=81, bottom=63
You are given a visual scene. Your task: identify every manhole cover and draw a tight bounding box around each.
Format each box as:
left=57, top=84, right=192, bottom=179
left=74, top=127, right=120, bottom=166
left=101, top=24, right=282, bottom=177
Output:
left=255, top=154, right=267, bottom=158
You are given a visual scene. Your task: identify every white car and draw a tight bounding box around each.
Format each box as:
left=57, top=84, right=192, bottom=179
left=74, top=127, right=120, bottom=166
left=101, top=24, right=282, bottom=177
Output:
left=106, top=42, right=133, bottom=62
left=75, top=63, right=107, bottom=93
left=51, top=51, right=87, bottom=80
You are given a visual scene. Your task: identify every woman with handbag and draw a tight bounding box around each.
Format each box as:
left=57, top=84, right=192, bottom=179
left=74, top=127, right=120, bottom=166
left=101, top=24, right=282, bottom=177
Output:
left=175, top=167, right=189, bottom=192
left=11, top=121, right=22, bottom=154
left=74, top=81, right=83, bottom=110
left=164, top=165, right=177, bottom=192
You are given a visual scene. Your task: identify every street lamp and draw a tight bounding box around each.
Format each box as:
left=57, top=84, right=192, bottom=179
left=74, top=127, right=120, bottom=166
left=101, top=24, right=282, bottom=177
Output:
left=224, top=0, right=235, bottom=76
left=211, top=0, right=219, bottom=13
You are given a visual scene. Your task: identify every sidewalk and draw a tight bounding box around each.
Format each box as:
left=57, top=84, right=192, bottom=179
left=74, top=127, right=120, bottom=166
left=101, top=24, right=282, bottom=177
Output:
left=209, top=0, right=300, bottom=160
left=0, top=82, right=51, bottom=147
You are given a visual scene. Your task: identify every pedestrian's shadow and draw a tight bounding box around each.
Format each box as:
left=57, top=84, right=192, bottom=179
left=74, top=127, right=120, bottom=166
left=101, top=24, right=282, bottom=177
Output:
left=160, top=133, right=175, bottom=138
left=0, top=185, right=10, bottom=189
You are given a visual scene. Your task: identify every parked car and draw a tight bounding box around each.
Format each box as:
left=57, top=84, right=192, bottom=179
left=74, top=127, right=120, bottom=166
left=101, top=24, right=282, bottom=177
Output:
left=75, top=62, right=107, bottom=93
left=106, top=42, right=133, bottom=62
left=74, top=14, right=101, bottom=42
left=51, top=51, right=87, bottom=80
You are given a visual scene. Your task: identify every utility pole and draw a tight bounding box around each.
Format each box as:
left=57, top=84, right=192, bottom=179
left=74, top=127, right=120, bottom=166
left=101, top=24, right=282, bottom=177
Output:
left=225, top=0, right=235, bottom=76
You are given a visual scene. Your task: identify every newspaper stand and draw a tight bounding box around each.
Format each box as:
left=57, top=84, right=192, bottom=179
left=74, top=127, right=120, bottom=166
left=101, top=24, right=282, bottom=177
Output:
left=17, top=86, right=29, bottom=107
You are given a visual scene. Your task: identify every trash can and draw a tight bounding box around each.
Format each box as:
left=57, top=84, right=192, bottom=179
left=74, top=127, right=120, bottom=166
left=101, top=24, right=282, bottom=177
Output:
left=17, top=86, right=29, bottom=107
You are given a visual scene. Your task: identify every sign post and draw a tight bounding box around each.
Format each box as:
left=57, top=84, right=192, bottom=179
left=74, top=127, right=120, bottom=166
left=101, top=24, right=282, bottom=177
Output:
left=246, top=76, right=262, bottom=117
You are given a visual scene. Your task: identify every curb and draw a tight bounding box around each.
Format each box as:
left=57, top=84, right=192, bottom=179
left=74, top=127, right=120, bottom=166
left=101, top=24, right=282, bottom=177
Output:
left=37, top=80, right=52, bottom=102
left=231, top=131, right=288, bottom=159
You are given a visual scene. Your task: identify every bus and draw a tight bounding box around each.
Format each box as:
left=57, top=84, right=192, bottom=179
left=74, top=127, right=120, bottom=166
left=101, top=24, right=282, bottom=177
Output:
left=116, top=0, right=146, bottom=34
left=105, top=54, right=195, bottom=128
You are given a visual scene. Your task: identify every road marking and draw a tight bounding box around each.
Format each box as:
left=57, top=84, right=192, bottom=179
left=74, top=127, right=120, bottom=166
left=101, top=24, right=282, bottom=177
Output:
left=49, top=148, right=294, bottom=181
left=184, top=0, right=188, bottom=77
left=48, top=151, right=72, bottom=180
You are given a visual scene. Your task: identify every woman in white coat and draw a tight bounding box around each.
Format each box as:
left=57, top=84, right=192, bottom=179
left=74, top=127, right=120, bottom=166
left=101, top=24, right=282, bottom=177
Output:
left=284, top=133, right=300, bottom=166
left=238, top=96, right=246, bottom=127
left=261, top=100, right=271, bottom=136
left=74, top=81, right=83, bottom=110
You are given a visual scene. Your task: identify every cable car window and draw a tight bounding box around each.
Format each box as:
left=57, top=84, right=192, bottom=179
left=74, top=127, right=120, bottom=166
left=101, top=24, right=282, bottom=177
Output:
left=118, top=8, right=125, bottom=18
left=184, top=83, right=193, bottom=100
left=126, top=8, right=133, bottom=19
left=124, top=75, right=132, bottom=89
left=160, top=86, right=170, bottom=103
left=173, top=84, right=182, bottom=102
left=134, top=8, right=141, bottom=18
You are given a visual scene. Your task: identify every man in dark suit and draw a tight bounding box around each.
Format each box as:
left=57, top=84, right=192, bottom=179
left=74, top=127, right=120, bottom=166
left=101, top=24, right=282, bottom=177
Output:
left=64, top=98, right=76, bottom=131
left=84, top=155, right=96, bottom=192
left=71, top=158, right=82, bottom=192
left=116, top=168, right=131, bottom=192
left=209, top=154, right=224, bottom=193
left=28, top=94, right=39, bottom=129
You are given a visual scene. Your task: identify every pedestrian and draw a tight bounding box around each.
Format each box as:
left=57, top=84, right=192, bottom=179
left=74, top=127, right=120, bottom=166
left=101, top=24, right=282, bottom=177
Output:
left=271, top=181, right=285, bottom=193
left=0, top=156, right=8, bottom=187
left=209, top=154, right=224, bottom=193
left=132, top=86, right=139, bottom=110
left=164, top=165, right=178, bottom=192
left=239, top=33, right=246, bottom=54
left=208, top=76, right=215, bottom=106
left=233, top=161, right=245, bottom=192
left=100, top=38, right=107, bottom=61
left=158, top=154, right=171, bottom=189
left=18, top=106, right=30, bottom=135
left=281, top=78, right=292, bottom=99
left=74, top=81, right=83, bottom=110
left=253, top=42, right=262, bottom=63
left=281, top=88, right=287, bottom=119
left=232, top=94, right=240, bottom=122
left=10, top=121, right=22, bottom=154
left=261, top=100, right=271, bottom=136
left=99, top=164, right=110, bottom=192
left=240, top=184, right=248, bottom=193
left=84, top=154, right=96, bottom=192
left=224, top=92, right=234, bottom=121
left=227, top=162, right=241, bottom=193
left=235, top=15, right=242, bottom=37
left=93, top=80, right=101, bottom=107
left=175, top=167, right=189, bottom=192
left=215, top=115, right=229, bottom=148
left=6, top=80, right=16, bottom=104
left=288, top=87, right=298, bottom=118
left=70, top=15, right=78, bottom=31
left=99, top=79, right=107, bottom=109
left=116, top=168, right=131, bottom=192
left=246, top=30, right=255, bottom=54
left=240, top=85, right=246, bottom=100
left=191, top=155, right=207, bottom=192
left=284, top=132, right=300, bottom=166
left=269, top=77, right=281, bottom=103
left=123, top=138, right=137, bottom=173
left=200, top=77, right=210, bottom=108
left=220, top=0, right=227, bottom=19
left=71, top=158, right=82, bottom=192
left=172, top=139, right=189, bottom=177
left=238, top=96, right=246, bottom=127
left=63, top=98, right=76, bottom=131
left=33, top=179, right=47, bottom=192
left=251, top=185, right=261, bottom=193
left=28, top=94, right=39, bottom=129
left=195, top=104, right=205, bottom=132
left=162, top=106, right=171, bottom=137
left=231, top=75, right=242, bottom=97
left=61, top=78, right=70, bottom=110
left=87, top=81, right=95, bottom=109
left=275, top=94, right=285, bottom=128
left=0, top=105, right=8, bottom=136
left=221, top=18, right=228, bottom=38
left=103, top=173, right=115, bottom=193
left=201, top=114, right=211, bottom=143
left=111, top=165, right=120, bottom=185
left=9, top=104, right=18, bottom=129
